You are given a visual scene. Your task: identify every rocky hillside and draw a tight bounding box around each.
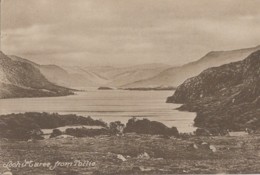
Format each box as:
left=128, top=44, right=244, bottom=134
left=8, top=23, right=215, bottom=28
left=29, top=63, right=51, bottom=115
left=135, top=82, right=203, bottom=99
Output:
left=167, top=50, right=260, bottom=132
left=0, top=52, right=73, bottom=99
left=126, top=45, right=260, bottom=88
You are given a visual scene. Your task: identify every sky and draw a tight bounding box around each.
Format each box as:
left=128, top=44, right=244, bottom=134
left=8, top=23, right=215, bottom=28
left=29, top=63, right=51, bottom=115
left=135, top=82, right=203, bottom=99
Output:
left=2, top=0, right=260, bottom=67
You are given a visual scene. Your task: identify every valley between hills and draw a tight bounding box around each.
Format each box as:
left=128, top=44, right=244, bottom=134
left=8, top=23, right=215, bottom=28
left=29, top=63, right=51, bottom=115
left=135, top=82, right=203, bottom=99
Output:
left=0, top=46, right=260, bottom=174
left=0, top=44, right=260, bottom=132
left=2, top=45, right=260, bottom=95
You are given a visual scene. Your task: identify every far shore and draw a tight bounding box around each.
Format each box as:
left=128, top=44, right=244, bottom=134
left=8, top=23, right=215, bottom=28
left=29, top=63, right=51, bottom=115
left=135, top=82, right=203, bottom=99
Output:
left=96, top=86, right=177, bottom=91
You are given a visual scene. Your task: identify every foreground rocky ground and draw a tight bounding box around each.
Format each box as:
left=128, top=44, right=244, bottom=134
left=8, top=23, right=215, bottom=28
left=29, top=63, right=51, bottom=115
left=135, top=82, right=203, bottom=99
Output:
left=1, top=133, right=260, bottom=175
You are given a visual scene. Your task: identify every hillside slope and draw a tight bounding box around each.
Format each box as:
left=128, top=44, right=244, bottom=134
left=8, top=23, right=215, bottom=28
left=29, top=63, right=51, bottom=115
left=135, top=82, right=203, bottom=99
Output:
left=0, top=52, right=73, bottom=99
left=167, top=50, right=260, bottom=132
left=9, top=56, right=171, bottom=89
left=77, top=64, right=171, bottom=88
left=126, top=45, right=260, bottom=88
left=10, top=56, right=98, bottom=89
left=104, top=64, right=170, bottom=87
left=63, top=66, right=109, bottom=87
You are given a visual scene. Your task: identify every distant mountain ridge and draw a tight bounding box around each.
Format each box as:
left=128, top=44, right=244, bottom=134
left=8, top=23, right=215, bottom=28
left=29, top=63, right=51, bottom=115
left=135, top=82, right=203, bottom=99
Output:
left=10, top=55, right=171, bottom=89
left=0, top=52, right=73, bottom=99
left=167, top=50, right=260, bottom=132
left=8, top=45, right=260, bottom=90
left=9, top=55, right=101, bottom=89
left=125, top=45, right=260, bottom=88
left=92, top=63, right=171, bottom=87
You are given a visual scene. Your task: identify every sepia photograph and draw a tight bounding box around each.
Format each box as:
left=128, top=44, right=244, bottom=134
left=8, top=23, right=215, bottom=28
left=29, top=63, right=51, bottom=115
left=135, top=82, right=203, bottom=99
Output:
left=0, top=0, right=260, bottom=174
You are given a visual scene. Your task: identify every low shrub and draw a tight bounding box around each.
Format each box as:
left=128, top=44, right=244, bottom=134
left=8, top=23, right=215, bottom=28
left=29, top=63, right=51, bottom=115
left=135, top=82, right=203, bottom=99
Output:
left=50, top=129, right=63, bottom=138
left=65, top=128, right=109, bottom=137
left=124, top=117, right=179, bottom=137
left=0, top=112, right=107, bottom=140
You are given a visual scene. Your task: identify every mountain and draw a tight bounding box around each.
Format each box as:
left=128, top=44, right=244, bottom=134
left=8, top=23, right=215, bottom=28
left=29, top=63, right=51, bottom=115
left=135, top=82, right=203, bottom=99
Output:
left=167, top=50, right=260, bottom=133
left=64, top=63, right=171, bottom=88
left=10, top=56, right=99, bottom=89
left=9, top=45, right=260, bottom=89
left=9, top=55, right=171, bottom=89
left=62, top=66, right=109, bottom=87
left=85, top=63, right=170, bottom=87
left=125, top=45, right=260, bottom=88
left=0, top=52, right=73, bottom=99
left=104, top=64, right=171, bottom=87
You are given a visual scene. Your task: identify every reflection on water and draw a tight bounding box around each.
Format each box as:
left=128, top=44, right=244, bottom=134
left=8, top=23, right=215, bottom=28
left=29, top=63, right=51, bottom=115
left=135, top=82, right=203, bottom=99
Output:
left=0, top=90, right=196, bottom=133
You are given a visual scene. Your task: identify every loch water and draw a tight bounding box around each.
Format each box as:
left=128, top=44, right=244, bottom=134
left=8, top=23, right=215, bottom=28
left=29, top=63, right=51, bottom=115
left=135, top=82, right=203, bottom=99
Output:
left=0, top=90, right=196, bottom=133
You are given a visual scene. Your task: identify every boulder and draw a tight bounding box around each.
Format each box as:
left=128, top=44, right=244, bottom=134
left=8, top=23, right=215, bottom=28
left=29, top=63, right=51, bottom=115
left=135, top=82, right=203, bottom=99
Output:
left=209, top=145, right=217, bottom=153
left=3, top=172, right=13, bottom=175
left=117, top=154, right=127, bottom=162
left=193, top=144, right=199, bottom=150
left=137, top=152, right=150, bottom=159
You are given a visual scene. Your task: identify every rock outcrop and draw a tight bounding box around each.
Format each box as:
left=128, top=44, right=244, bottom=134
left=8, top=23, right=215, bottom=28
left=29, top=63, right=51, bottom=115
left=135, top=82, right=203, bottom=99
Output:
left=167, top=50, right=260, bottom=132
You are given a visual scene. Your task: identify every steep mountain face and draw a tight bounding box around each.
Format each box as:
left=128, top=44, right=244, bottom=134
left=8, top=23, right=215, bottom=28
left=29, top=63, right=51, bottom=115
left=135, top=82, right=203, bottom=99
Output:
left=0, top=52, right=73, bottom=99
left=126, top=45, right=260, bottom=88
left=167, top=50, right=260, bottom=132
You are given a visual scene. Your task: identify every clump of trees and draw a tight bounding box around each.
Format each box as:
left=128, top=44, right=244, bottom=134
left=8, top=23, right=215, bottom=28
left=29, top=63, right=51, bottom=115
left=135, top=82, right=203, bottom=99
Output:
left=109, top=121, right=124, bottom=135
left=0, top=113, right=180, bottom=140
left=124, top=117, right=179, bottom=137
left=50, top=129, right=63, bottom=138
left=59, top=118, right=179, bottom=138
left=0, top=116, right=44, bottom=140
left=51, top=121, right=125, bottom=138
left=0, top=112, right=106, bottom=140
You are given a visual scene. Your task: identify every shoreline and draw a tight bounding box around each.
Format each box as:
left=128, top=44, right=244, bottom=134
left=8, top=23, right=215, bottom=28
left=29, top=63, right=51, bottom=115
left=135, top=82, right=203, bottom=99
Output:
left=0, top=112, right=179, bottom=140
left=0, top=91, right=196, bottom=133
left=0, top=90, right=77, bottom=100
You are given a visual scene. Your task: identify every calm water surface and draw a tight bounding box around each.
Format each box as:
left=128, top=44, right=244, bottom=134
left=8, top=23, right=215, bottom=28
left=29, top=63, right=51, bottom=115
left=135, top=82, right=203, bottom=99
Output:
left=0, top=90, right=196, bottom=133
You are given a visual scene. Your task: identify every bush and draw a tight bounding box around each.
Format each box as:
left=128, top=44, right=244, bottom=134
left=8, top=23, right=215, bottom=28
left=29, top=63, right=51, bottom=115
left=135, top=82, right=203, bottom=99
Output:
left=124, top=117, right=179, bottom=137
left=109, top=121, right=124, bottom=135
left=50, top=129, right=63, bottom=138
left=194, top=128, right=211, bottom=136
left=179, top=132, right=193, bottom=139
left=0, top=112, right=108, bottom=140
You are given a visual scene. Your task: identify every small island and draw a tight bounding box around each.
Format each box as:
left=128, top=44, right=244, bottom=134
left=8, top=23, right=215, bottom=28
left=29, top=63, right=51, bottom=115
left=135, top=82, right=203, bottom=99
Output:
left=98, top=87, right=114, bottom=90
left=121, top=86, right=177, bottom=91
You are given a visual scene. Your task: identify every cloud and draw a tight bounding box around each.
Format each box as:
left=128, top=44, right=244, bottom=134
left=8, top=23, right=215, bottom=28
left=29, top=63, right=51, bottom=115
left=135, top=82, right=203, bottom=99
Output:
left=2, top=0, right=260, bottom=66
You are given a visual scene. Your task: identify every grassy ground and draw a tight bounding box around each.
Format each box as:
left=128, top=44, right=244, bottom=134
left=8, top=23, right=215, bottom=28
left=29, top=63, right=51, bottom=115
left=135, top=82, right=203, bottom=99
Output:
left=0, top=134, right=260, bottom=175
